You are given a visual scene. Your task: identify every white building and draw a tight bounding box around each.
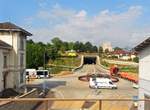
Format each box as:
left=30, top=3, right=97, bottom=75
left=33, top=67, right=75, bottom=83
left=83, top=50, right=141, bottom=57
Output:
left=102, top=42, right=113, bottom=52
left=0, top=22, right=32, bottom=93
left=134, top=37, right=150, bottom=110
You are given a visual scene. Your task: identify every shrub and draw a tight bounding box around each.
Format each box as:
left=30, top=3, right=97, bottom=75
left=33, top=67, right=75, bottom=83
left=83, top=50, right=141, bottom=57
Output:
left=133, top=57, right=139, bottom=63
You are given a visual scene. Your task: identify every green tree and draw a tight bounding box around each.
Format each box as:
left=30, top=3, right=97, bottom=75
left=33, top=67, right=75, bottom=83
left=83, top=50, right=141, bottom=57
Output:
left=105, top=49, right=109, bottom=53
left=114, top=47, right=123, bottom=51
left=26, top=40, right=45, bottom=68
left=84, top=42, right=92, bottom=52
left=26, top=40, right=59, bottom=69
left=92, top=46, right=98, bottom=52
left=68, top=42, right=74, bottom=50
left=51, top=37, right=62, bottom=51
left=73, top=41, right=80, bottom=52
left=99, top=46, right=103, bottom=56
left=133, top=57, right=139, bottom=63
left=47, top=46, right=59, bottom=61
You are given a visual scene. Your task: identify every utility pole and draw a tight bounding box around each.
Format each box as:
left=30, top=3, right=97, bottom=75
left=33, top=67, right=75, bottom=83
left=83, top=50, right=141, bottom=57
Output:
left=43, top=48, right=46, bottom=95
left=43, top=50, right=46, bottom=70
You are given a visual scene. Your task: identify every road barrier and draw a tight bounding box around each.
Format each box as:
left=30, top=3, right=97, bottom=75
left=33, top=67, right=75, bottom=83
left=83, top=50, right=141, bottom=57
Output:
left=0, top=98, right=149, bottom=110
left=119, top=72, right=138, bottom=83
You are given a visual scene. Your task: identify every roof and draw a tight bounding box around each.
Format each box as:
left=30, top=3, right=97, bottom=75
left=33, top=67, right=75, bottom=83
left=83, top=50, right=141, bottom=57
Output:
left=0, top=40, right=12, bottom=50
left=133, top=37, right=150, bottom=52
left=112, top=50, right=130, bottom=55
left=0, top=22, right=32, bottom=36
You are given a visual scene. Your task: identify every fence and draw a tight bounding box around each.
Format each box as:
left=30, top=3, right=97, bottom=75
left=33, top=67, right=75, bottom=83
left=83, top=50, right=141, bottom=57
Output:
left=0, top=98, right=149, bottom=110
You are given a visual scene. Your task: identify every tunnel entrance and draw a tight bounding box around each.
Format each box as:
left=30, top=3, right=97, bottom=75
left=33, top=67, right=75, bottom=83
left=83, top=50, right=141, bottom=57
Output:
left=83, top=57, right=96, bottom=64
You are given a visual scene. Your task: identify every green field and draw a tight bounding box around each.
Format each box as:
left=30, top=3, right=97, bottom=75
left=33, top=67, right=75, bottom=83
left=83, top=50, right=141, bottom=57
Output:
left=47, top=57, right=81, bottom=74
left=101, top=60, right=138, bottom=73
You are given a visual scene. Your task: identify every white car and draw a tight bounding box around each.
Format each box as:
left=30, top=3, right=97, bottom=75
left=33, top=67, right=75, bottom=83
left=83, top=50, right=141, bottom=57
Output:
left=36, top=70, right=49, bottom=79
left=89, top=77, right=117, bottom=89
left=26, top=69, right=37, bottom=78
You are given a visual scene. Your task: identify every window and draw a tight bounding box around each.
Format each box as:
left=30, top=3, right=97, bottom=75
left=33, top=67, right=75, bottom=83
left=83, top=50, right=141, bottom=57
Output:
left=20, top=53, right=24, bottom=66
left=109, top=81, right=113, bottom=85
left=3, top=55, right=7, bottom=68
left=20, top=37, right=24, bottom=50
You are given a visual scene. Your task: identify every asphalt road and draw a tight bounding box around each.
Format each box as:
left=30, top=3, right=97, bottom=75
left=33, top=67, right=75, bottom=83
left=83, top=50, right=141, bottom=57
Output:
left=30, top=64, right=138, bottom=110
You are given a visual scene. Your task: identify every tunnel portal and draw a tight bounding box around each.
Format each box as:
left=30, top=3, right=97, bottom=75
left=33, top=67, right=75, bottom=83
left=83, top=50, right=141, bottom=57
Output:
left=83, top=57, right=97, bottom=64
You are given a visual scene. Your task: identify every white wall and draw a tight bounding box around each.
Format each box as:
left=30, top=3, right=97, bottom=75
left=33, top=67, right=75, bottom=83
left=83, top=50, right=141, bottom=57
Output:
left=0, top=31, right=27, bottom=92
left=138, top=45, right=150, bottom=110
left=139, top=46, right=150, bottom=80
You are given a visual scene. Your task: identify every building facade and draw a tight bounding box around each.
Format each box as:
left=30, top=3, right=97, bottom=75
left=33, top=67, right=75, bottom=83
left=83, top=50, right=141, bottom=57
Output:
left=134, top=37, right=150, bottom=110
left=102, top=42, right=113, bottom=52
left=0, top=22, right=32, bottom=93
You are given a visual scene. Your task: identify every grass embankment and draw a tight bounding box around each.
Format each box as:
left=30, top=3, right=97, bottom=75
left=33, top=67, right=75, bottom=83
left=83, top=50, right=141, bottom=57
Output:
left=47, top=57, right=81, bottom=74
left=101, top=60, right=138, bottom=75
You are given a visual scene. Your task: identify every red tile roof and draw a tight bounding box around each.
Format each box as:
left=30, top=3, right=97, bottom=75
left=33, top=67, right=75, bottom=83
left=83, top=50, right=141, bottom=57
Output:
left=112, top=50, right=130, bottom=55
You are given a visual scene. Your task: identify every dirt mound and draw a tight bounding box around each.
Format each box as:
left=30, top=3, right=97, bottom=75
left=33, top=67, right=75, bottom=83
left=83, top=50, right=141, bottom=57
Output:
left=1, top=88, right=20, bottom=98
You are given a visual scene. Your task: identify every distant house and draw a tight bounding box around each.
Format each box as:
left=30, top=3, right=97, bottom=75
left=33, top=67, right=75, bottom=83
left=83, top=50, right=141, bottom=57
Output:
left=134, top=37, right=150, bottom=110
left=111, top=50, right=137, bottom=60
left=0, top=22, right=32, bottom=93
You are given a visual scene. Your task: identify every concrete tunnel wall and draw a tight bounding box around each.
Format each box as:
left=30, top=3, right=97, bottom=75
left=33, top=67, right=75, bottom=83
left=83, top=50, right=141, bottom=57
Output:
left=83, top=56, right=97, bottom=64
left=73, top=55, right=109, bottom=73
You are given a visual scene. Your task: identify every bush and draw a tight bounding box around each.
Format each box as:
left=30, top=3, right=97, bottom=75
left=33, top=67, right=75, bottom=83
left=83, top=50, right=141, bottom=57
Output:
left=133, top=57, right=139, bottom=63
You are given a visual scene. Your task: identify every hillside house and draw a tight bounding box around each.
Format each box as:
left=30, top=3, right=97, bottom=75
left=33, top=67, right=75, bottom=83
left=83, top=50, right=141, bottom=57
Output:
left=111, top=50, right=137, bottom=60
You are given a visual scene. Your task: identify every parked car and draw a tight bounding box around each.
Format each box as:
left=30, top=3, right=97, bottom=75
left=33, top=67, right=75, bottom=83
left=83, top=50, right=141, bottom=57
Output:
left=36, top=70, right=49, bottom=79
left=26, top=69, right=37, bottom=79
left=89, top=77, right=117, bottom=89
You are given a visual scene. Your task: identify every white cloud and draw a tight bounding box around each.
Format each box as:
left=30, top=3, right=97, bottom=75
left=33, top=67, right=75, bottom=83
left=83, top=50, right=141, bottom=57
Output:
left=76, top=10, right=87, bottom=18
left=24, top=5, right=150, bottom=48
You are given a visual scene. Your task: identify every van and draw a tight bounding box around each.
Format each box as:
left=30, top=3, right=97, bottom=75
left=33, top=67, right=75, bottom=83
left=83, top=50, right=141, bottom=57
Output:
left=89, top=77, right=117, bottom=89
left=36, top=70, right=49, bottom=79
left=26, top=69, right=37, bottom=79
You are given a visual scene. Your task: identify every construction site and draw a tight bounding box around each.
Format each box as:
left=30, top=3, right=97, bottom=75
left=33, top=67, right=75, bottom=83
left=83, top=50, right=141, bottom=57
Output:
left=23, top=55, right=138, bottom=110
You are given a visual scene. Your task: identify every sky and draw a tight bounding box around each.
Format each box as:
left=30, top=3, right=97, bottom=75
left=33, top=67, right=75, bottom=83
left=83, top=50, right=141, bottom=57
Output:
left=0, top=0, right=150, bottom=48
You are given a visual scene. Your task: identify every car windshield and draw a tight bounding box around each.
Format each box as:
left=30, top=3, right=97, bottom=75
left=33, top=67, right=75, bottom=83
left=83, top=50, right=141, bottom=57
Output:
left=37, top=71, right=48, bottom=75
left=26, top=72, right=29, bottom=75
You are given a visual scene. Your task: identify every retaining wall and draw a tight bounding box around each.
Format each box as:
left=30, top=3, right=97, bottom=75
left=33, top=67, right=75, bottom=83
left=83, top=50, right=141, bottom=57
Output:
left=72, top=55, right=84, bottom=72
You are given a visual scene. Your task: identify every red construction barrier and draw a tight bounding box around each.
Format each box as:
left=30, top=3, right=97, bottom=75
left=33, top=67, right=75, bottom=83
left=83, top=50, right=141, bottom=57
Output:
left=119, top=72, right=138, bottom=83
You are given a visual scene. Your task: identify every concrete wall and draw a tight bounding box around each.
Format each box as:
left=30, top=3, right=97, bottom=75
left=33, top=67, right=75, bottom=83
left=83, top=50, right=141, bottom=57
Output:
left=0, top=89, right=39, bottom=110
left=72, top=55, right=84, bottom=72
left=138, top=45, right=150, bottom=110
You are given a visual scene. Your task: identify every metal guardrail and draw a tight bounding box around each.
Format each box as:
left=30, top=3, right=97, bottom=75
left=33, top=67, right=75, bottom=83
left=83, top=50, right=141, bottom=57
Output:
left=0, top=98, right=149, bottom=110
